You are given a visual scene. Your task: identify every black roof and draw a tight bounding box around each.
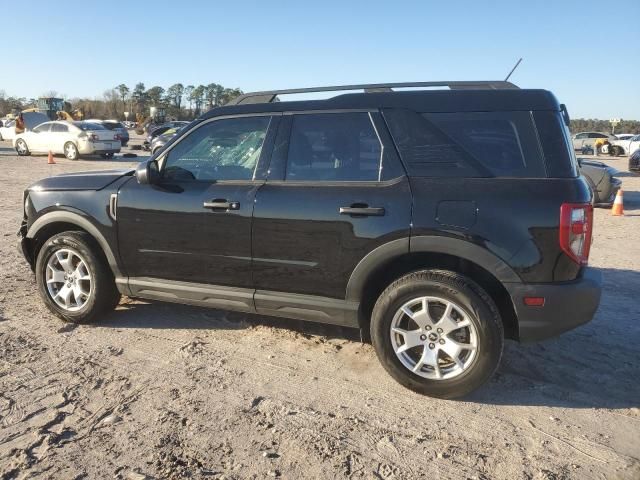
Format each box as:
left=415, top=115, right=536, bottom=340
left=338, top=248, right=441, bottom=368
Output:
left=202, top=87, right=561, bottom=120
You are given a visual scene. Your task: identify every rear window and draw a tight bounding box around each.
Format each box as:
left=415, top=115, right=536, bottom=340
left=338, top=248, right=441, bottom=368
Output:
left=74, top=122, right=106, bottom=131
left=103, top=121, right=125, bottom=130
left=383, top=109, right=545, bottom=178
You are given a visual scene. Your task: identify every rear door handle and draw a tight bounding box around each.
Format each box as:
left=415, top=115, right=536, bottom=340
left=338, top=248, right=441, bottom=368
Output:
left=203, top=200, right=240, bottom=211
left=339, top=205, right=385, bottom=216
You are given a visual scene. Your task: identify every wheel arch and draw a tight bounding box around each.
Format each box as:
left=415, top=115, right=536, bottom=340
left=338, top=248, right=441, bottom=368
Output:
left=26, top=211, right=122, bottom=278
left=346, top=236, right=521, bottom=340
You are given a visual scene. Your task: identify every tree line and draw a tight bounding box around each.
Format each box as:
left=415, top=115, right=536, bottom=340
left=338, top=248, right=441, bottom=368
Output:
left=2, top=89, right=639, bottom=132
left=570, top=118, right=640, bottom=135
left=0, top=82, right=244, bottom=121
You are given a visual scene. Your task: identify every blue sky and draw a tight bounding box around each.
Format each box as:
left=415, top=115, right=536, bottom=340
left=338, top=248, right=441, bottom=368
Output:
left=2, top=0, right=639, bottom=119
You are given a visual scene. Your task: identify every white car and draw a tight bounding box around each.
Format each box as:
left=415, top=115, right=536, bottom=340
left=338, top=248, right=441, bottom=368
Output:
left=13, top=121, right=121, bottom=160
left=608, top=134, right=640, bottom=156
left=615, top=133, right=635, bottom=140
left=0, top=112, right=49, bottom=142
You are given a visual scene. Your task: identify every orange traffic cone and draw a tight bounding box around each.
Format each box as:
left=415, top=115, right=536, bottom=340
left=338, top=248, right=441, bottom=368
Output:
left=47, top=151, right=56, bottom=165
left=611, top=189, right=624, bottom=216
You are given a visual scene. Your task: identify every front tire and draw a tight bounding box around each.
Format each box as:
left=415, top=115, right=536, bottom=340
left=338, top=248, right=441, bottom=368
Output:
left=64, top=142, right=79, bottom=160
left=370, top=270, right=503, bottom=399
left=16, top=139, right=30, bottom=156
left=35, top=232, right=121, bottom=323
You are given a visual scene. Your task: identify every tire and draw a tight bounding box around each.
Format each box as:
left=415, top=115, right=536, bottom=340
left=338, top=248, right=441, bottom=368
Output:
left=16, top=139, right=30, bottom=156
left=612, top=146, right=624, bottom=156
left=100, top=153, right=114, bottom=159
left=35, top=231, right=121, bottom=324
left=370, top=269, right=503, bottom=399
left=64, top=142, right=79, bottom=160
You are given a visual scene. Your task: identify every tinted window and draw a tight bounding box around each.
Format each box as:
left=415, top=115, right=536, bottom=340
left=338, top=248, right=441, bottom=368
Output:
left=32, top=123, right=51, bottom=133
left=163, top=116, right=270, bottom=181
left=384, top=109, right=545, bottom=178
left=588, top=133, right=607, bottom=138
left=534, top=111, right=578, bottom=178
left=575, top=133, right=587, bottom=139
left=74, top=122, right=106, bottom=131
left=286, top=113, right=381, bottom=181
left=51, top=123, right=69, bottom=133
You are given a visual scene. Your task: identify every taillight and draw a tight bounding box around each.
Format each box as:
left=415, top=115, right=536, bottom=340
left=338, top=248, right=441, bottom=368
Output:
left=89, top=133, right=99, bottom=141
left=559, top=203, right=593, bottom=265
left=114, top=134, right=120, bottom=140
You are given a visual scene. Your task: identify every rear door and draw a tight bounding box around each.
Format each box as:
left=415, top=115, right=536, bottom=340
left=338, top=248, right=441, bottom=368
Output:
left=50, top=122, right=70, bottom=153
left=251, top=111, right=411, bottom=325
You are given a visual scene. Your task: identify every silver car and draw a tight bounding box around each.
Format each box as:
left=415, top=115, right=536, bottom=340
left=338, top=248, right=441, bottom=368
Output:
left=572, top=132, right=616, bottom=152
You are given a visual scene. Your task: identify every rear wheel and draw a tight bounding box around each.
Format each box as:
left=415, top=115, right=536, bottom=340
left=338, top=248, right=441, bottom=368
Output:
left=64, top=142, right=78, bottom=160
left=16, top=139, right=30, bottom=156
left=100, top=153, right=114, bottom=159
left=370, top=269, right=503, bottom=399
left=35, top=231, right=121, bottom=323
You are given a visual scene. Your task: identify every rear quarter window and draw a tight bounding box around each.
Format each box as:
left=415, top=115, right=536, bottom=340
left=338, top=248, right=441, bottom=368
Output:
left=533, top=111, right=578, bottom=178
left=383, top=109, right=545, bottom=178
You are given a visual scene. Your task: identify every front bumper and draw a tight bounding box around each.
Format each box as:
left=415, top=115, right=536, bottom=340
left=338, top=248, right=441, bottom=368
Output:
left=507, top=267, right=602, bottom=342
left=17, top=221, right=34, bottom=268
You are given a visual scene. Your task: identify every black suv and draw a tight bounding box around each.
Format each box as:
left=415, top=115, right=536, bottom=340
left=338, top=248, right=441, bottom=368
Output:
left=18, top=81, right=602, bottom=398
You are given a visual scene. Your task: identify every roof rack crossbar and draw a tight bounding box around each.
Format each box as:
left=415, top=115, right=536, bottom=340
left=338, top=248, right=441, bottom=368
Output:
left=228, top=80, right=519, bottom=105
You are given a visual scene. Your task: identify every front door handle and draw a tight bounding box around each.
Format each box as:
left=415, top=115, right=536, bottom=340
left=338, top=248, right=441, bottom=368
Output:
left=339, top=204, right=385, bottom=216
left=203, top=199, right=240, bottom=211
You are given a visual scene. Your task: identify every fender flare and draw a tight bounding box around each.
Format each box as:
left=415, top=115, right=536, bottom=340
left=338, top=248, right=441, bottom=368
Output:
left=26, top=211, right=123, bottom=277
left=345, top=235, right=520, bottom=302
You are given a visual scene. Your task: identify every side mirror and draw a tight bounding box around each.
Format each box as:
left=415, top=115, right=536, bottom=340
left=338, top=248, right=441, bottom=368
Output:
left=136, top=159, right=160, bottom=185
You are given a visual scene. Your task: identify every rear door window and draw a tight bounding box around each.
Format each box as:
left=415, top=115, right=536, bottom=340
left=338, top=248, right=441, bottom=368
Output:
left=51, top=123, right=69, bottom=133
left=285, top=112, right=381, bottom=181
left=383, top=109, right=545, bottom=178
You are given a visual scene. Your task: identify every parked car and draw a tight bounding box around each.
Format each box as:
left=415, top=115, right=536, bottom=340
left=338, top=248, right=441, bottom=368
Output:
left=607, top=134, right=640, bottom=156
left=615, top=133, right=635, bottom=140
left=572, top=132, right=616, bottom=152
left=18, top=81, right=601, bottom=399
left=578, top=158, right=622, bottom=206
left=0, top=112, right=48, bottom=141
left=629, top=149, right=640, bottom=172
left=86, top=119, right=130, bottom=146
left=143, top=121, right=190, bottom=150
left=14, top=120, right=121, bottom=160
left=150, top=127, right=181, bottom=155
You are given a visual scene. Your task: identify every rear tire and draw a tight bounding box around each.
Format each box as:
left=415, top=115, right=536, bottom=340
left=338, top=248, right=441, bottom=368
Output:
left=370, top=269, right=503, bottom=399
left=35, top=231, right=121, bottom=324
left=100, top=153, right=114, bottom=159
left=64, top=142, right=79, bottom=160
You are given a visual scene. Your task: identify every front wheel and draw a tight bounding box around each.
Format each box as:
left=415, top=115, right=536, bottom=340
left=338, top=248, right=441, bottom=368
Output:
left=64, top=142, right=79, bottom=160
left=16, top=139, right=30, bottom=156
left=370, top=269, right=503, bottom=399
left=35, top=231, right=121, bottom=323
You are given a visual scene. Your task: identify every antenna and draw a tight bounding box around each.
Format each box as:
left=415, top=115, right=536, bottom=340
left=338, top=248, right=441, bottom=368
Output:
left=504, top=58, right=523, bottom=82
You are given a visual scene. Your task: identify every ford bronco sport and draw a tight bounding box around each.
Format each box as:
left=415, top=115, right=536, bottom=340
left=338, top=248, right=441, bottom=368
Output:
left=18, top=81, right=602, bottom=398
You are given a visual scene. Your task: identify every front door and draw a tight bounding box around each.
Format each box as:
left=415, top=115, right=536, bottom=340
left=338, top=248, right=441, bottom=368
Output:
left=117, top=114, right=278, bottom=295
left=251, top=111, right=412, bottom=325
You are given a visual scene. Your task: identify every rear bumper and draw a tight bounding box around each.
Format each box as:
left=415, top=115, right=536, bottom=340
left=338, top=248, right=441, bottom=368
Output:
left=507, top=267, right=602, bottom=342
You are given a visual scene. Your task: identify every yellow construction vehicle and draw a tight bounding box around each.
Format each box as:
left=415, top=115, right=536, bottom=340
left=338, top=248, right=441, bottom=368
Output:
left=55, top=110, right=84, bottom=121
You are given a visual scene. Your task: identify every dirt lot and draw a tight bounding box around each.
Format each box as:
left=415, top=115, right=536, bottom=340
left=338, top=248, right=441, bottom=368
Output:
left=0, top=137, right=639, bottom=480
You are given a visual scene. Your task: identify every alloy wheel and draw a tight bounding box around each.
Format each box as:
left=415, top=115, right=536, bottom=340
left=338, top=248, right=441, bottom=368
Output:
left=45, top=248, right=93, bottom=311
left=390, top=296, right=478, bottom=380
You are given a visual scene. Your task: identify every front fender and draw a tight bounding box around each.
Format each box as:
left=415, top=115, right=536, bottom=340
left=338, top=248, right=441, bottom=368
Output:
left=26, top=208, right=123, bottom=278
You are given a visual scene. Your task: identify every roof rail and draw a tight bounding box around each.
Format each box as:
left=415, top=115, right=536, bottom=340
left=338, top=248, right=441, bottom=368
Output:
left=227, top=80, right=519, bottom=105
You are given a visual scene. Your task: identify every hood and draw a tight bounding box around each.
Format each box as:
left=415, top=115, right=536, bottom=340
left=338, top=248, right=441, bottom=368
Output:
left=28, top=169, right=135, bottom=191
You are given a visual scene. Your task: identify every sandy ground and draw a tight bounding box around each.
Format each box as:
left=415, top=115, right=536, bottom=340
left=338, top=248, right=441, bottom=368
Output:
left=0, top=136, right=639, bottom=480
